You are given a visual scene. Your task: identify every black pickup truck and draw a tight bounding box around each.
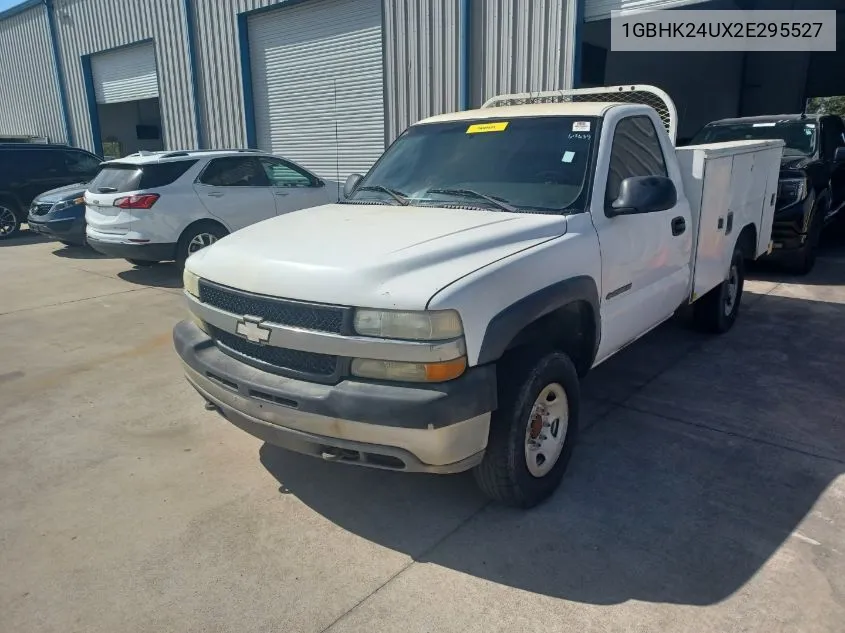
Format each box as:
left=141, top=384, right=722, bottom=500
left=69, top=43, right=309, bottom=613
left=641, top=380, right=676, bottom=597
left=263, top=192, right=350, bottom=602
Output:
left=690, top=114, right=845, bottom=274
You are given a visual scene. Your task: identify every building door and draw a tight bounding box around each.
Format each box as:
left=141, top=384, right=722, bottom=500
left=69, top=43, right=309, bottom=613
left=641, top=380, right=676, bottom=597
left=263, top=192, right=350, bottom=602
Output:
left=248, top=0, right=385, bottom=181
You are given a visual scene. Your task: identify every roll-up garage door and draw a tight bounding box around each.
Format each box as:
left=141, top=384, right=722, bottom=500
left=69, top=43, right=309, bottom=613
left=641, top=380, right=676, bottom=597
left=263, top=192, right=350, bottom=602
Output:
left=248, top=0, right=385, bottom=180
left=91, top=42, right=159, bottom=104
left=585, top=0, right=708, bottom=22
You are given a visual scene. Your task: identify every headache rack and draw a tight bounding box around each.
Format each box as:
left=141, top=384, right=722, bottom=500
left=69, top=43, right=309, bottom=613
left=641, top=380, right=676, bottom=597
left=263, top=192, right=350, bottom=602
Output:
left=482, top=84, right=678, bottom=144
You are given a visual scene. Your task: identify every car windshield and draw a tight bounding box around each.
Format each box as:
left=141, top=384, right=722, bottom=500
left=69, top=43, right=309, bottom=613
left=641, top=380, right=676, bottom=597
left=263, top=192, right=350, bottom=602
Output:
left=346, top=116, right=598, bottom=213
left=690, top=120, right=817, bottom=156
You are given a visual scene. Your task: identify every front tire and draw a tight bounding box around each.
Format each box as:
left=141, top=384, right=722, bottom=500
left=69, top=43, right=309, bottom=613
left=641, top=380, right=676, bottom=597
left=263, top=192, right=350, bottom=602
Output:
left=473, top=351, right=580, bottom=508
left=693, top=246, right=744, bottom=333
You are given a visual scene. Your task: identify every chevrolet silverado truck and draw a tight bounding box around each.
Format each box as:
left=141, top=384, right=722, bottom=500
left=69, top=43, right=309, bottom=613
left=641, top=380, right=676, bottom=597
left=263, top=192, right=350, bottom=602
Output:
left=173, top=86, right=783, bottom=508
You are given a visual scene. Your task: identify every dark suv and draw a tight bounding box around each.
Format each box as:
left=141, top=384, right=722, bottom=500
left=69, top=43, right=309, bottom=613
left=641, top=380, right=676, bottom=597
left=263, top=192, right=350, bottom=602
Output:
left=690, top=114, right=845, bottom=274
left=0, top=143, right=101, bottom=239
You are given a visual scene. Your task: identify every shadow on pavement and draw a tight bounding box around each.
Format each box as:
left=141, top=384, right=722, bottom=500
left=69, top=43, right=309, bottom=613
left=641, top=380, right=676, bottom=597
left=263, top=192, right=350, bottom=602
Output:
left=117, top=263, right=183, bottom=289
left=51, top=244, right=112, bottom=259
left=0, top=230, right=50, bottom=247
left=258, top=288, right=845, bottom=607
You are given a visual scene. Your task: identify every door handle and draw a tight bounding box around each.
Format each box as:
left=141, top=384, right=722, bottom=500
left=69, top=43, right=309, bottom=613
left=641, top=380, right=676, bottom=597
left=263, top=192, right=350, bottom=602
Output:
left=274, top=191, right=289, bottom=197
left=207, top=191, right=224, bottom=198
left=671, top=216, right=686, bottom=236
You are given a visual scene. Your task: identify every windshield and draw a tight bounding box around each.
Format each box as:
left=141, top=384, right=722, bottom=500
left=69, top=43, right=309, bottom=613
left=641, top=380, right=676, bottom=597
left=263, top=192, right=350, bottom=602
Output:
left=690, top=120, right=817, bottom=156
left=347, top=116, right=598, bottom=213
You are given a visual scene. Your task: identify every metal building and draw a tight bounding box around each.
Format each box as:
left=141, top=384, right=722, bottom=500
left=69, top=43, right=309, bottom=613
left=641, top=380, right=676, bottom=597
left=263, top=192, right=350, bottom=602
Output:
left=0, top=0, right=580, bottom=179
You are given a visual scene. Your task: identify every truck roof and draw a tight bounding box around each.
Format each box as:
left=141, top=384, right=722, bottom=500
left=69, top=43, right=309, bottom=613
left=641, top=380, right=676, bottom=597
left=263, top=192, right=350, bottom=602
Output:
left=417, top=102, right=620, bottom=126
left=705, top=113, right=822, bottom=126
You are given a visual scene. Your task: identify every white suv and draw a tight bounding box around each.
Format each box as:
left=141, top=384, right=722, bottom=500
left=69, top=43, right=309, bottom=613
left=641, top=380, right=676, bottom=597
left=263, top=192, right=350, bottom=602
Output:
left=85, top=149, right=337, bottom=266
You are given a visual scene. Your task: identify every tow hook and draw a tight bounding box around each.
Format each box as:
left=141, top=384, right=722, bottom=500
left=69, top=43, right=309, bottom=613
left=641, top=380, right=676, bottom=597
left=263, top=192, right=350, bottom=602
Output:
left=204, top=400, right=219, bottom=412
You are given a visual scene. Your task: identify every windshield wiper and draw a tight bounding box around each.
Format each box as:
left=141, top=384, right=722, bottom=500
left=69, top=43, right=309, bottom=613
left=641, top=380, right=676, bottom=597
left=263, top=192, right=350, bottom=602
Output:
left=355, top=185, right=409, bottom=206
left=426, top=188, right=517, bottom=213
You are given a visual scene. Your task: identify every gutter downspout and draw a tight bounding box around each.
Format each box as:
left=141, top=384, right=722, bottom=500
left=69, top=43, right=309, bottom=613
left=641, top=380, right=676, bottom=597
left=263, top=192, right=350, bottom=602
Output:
left=459, top=0, right=471, bottom=110
left=44, top=0, right=73, bottom=146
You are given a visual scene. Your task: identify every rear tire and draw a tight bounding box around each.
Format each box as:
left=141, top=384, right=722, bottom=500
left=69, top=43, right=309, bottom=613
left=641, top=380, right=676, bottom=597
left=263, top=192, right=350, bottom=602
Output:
left=0, top=200, right=21, bottom=240
left=176, top=222, right=228, bottom=267
left=473, top=350, right=580, bottom=508
left=126, top=258, right=157, bottom=267
left=693, top=246, right=744, bottom=334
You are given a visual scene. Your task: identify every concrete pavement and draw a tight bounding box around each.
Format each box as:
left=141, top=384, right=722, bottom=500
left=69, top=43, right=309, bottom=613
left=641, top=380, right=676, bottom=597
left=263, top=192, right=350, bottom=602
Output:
left=1, top=231, right=843, bottom=633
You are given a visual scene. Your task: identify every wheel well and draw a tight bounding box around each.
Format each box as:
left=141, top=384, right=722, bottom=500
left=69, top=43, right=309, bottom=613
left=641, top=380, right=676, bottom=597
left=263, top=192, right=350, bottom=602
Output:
left=738, top=224, right=757, bottom=260
left=502, top=300, right=596, bottom=377
left=0, top=193, right=22, bottom=214
left=177, top=218, right=229, bottom=248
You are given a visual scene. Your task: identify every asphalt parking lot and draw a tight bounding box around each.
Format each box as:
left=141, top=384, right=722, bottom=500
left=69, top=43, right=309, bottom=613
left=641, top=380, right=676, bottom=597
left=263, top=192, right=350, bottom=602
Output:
left=2, top=230, right=844, bottom=633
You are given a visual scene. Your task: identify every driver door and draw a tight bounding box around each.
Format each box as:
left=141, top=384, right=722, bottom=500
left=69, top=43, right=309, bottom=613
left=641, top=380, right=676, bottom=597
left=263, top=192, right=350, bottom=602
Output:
left=591, top=114, right=693, bottom=362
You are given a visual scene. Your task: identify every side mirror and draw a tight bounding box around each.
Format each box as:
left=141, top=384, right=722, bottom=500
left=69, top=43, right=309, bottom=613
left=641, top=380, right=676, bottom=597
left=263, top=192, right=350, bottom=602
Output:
left=607, top=176, right=677, bottom=217
left=834, top=147, right=845, bottom=164
left=343, top=173, right=363, bottom=198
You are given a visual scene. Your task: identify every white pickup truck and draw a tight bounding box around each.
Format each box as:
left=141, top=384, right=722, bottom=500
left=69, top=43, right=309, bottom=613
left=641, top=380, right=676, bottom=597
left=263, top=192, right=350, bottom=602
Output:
left=174, top=86, right=783, bottom=507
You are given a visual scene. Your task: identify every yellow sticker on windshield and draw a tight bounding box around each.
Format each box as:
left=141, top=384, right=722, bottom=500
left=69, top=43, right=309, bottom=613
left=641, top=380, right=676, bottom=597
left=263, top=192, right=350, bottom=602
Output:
left=466, top=121, right=509, bottom=134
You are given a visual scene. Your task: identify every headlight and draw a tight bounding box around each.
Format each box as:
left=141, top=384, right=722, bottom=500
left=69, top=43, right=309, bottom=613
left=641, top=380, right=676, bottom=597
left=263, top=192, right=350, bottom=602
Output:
left=51, top=196, right=86, bottom=212
left=777, top=177, right=808, bottom=208
left=353, top=309, right=463, bottom=340
left=351, top=356, right=467, bottom=382
left=183, top=269, right=200, bottom=297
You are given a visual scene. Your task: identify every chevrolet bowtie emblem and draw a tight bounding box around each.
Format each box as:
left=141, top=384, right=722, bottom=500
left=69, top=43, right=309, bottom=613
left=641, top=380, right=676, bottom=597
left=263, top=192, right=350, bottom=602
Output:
left=236, top=315, right=271, bottom=344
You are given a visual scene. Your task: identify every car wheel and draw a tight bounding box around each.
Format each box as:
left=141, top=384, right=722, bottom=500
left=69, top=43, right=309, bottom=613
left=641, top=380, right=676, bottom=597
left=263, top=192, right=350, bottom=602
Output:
left=473, top=350, right=580, bottom=508
left=693, top=246, right=745, bottom=334
left=0, top=201, right=21, bottom=240
left=177, top=222, right=228, bottom=267
left=788, top=219, right=821, bottom=276
left=126, top=258, right=158, bottom=267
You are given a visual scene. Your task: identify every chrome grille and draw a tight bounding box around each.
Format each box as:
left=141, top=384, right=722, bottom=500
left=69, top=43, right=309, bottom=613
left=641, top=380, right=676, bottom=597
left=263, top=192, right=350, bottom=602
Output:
left=198, top=280, right=347, bottom=333
left=30, top=203, right=53, bottom=216
left=210, top=326, right=339, bottom=380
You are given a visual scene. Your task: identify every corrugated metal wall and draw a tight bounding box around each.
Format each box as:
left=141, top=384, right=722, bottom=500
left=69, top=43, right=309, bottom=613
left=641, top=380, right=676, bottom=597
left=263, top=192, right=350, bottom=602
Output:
left=471, top=0, right=577, bottom=107
left=52, top=0, right=199, bottom=153
left=584, top=0, right=708, bottom=22
left=191, top=0, right=462, bottom=149
left=0, top=6, right=67, bottom=142
left=383, top=0, right=461, bottom=142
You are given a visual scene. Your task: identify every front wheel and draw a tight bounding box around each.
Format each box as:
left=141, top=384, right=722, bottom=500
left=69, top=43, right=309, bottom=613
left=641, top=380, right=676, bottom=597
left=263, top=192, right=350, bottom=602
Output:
left=473, top=351, right=580, bottom=508
left=693, top=246, right=745, bottom=334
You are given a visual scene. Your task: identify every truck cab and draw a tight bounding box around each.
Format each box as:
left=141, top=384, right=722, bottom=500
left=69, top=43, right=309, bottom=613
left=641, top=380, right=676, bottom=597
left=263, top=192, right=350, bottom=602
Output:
left=174, top=86, right=782, bottom=508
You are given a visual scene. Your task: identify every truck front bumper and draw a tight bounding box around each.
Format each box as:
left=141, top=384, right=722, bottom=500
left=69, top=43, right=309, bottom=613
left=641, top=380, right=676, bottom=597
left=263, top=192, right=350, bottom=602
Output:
left=174, top=320, right=496, bottom=473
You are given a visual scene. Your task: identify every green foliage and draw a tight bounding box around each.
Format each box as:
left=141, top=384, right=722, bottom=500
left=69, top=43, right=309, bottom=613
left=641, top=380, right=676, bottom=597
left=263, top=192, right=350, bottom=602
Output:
left=807, top=96, right=845, bottom=116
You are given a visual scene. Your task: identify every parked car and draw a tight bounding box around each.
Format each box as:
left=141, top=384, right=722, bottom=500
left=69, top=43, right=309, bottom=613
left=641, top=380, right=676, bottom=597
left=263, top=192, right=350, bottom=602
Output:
left=85, top=149, right=338, bottom=266
left=0, top=143, right=101, bottom=239
left=689, top=113, right=845, bottom=274
left=27, top=183, right=89, bottom=246
left=173, top=85, right=782, bottom=508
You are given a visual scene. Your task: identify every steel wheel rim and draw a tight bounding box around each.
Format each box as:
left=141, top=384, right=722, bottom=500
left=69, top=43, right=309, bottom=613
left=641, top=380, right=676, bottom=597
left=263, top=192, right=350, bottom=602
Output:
left=188, top=232, right=218, bottom=254
left=0, top=206, right=16, bottom=237
left=723, top=264, right=739, bottom=316
left=524, top=382, right=569, bottom=478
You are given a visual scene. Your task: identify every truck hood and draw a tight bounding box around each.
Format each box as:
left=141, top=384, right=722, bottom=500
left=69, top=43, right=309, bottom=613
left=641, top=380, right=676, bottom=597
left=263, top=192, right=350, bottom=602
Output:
left=34, top=182, right=87, bottom=203
left=188, top=203, right=567, bottom=309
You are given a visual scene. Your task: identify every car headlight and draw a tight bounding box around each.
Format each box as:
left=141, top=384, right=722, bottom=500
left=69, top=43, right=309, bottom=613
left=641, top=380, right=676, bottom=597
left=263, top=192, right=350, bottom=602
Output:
left=777, top=177, right=808, bottom=208
left=353, top=309, right=463, bottom=340
left=351, top=356, right=467, bottom=383
left=183, top=269, right=200, bottom=298
left=51, top=196, right=86, bottom=212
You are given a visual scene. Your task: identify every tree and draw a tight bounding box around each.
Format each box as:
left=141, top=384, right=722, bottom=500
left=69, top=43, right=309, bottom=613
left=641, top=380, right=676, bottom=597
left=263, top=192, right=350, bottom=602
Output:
left=807, top=96, right=845, bottom=116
